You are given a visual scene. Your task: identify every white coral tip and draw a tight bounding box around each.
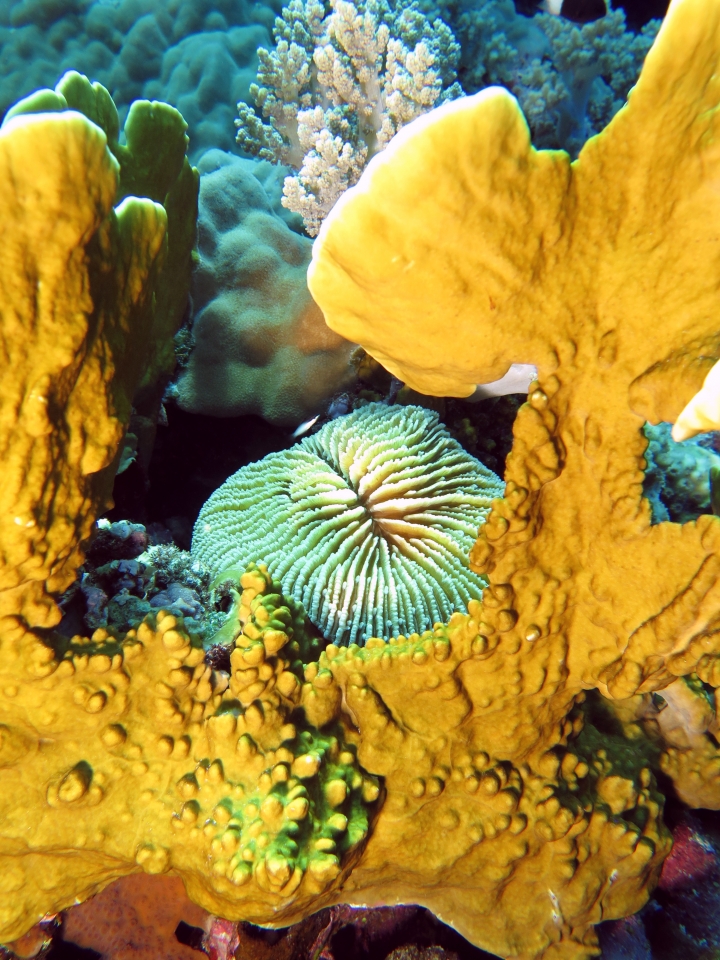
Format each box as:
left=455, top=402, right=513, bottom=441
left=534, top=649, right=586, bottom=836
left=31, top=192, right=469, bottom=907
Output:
left=672, top=358, right=720, bottom=442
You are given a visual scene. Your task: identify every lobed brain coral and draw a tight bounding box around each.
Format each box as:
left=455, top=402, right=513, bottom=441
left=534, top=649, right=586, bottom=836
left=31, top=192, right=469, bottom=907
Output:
left=192, top=404, right=504, bottom=645
left=173, top=150, right=357, bottom=426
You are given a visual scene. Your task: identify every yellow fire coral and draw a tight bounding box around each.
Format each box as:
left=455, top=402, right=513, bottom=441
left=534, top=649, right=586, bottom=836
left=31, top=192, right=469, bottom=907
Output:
left=305, top=0, right=720, bottom=944
left=0, top=559, right=667, bottom=960
left=308, top=0, right=720, bottom=709
left=0, top=72, right=197, bottom=634
left=0, top=105, right=165, bottom=633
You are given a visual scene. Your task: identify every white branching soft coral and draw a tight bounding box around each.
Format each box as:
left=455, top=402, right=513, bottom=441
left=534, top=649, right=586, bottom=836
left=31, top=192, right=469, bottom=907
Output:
left=236, top=0, right=462, bottom=235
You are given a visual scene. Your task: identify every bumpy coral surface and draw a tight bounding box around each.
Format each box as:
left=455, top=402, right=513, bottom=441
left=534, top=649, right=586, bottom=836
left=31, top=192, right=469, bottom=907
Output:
left=0, top=564, right=379, bottom=941
left=306, top=0, right=720, bottom=946
left=1, top=555, right=669, bottom=960
left=192, top=404, right=503, bottom=644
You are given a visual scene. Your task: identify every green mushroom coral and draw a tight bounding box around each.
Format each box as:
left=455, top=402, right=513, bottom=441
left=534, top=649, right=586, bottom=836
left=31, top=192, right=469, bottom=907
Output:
left=192, top=403, right=504, bottom=645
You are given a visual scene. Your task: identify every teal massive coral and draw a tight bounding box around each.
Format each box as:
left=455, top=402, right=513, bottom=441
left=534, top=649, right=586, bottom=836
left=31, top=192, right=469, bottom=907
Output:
left=192, top=403, right=503, bottom=644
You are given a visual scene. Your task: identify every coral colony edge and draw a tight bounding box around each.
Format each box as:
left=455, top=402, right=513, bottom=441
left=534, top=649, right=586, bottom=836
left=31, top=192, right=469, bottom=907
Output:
left=6, top=0, right=720, bottom=959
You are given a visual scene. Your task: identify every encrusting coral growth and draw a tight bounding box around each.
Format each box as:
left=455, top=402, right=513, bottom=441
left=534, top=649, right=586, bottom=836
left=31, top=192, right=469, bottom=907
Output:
left=235, top=0, right=462, bottom=234
left=3, top=0, right=720, bottom=957
left=192, top=403, right=503, bottom=645
left=0, top=562, right=379, bottom=941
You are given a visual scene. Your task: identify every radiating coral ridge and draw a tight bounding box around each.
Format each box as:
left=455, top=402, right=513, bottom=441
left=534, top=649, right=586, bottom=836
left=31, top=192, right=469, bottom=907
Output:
left=192, top=404, right=504, bottom=645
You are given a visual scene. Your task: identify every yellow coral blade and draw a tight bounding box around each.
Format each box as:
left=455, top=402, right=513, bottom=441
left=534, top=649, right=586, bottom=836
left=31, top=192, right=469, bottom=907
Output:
left=309, top=87, right=572, bottom=397
left=309, top=0, right=720, bottom=414
left=0, top=111, right=166, bottom=627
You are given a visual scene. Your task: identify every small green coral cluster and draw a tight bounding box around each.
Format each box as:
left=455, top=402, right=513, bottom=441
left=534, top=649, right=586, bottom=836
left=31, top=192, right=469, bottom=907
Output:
left=192, top=403, right=504, bottom=645
left=171, top=563, right=379, bottom=899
